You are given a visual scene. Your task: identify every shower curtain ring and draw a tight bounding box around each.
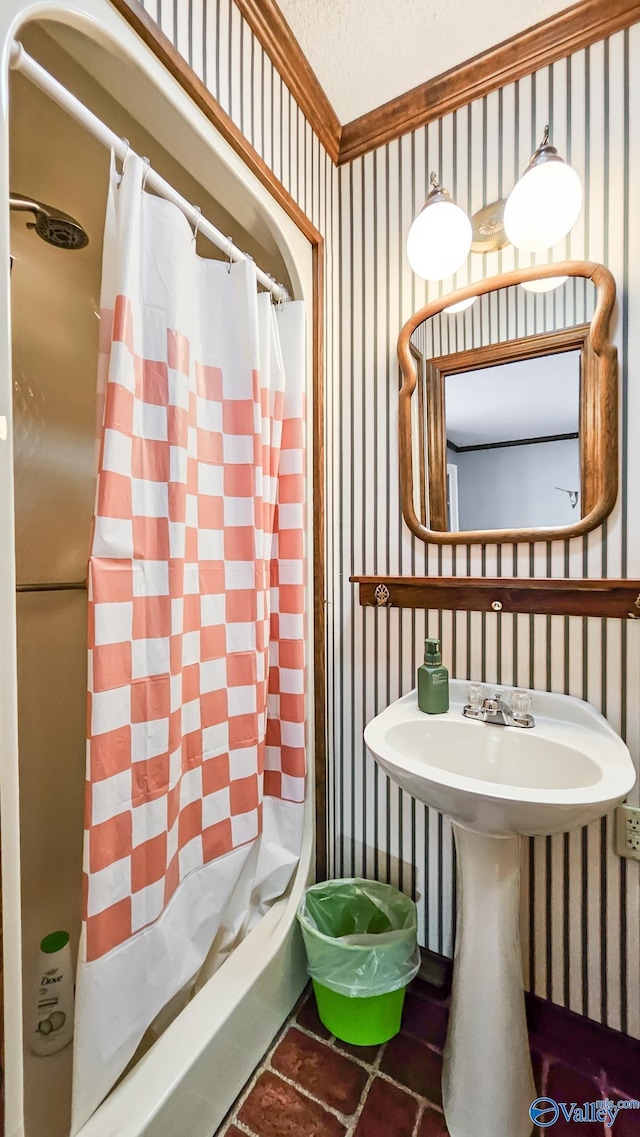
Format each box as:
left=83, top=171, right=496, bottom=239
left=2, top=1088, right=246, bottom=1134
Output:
left=226, top=236, right=233, bottom=272
left=141, top=157, right=151, bottom=190
left=119, top=138, right=130, bottom=173
left=192, top=206, right=202, bottom=242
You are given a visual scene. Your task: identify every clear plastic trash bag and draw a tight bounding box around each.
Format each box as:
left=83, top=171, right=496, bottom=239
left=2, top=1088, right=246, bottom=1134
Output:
left=297, top=878, right=421, bottom=997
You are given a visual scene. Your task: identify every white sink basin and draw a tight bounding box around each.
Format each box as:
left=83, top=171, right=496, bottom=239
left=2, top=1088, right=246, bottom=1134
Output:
left=364, top=679, right=635, bottom=836
left=364, top=680, right=636, bottom=1137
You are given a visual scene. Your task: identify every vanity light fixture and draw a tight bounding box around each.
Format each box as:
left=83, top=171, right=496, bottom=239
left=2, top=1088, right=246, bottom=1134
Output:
left=520, top=275, right=569, bottom=294
left=444, top=296, right=478, bottom=314
left=504, top=126, right=583, bottom=253
left=406, top=172, right=472, bottom=282
left=408, top=129, right=582, bottom=280
left=470, top=200, right=510, bottom=254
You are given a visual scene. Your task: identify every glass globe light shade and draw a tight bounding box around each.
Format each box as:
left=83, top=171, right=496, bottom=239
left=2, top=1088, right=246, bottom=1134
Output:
left=444, top=295, right=477, bottom=314
left=504, top=128, right=582, bottom=253
left=520, top=275, right=569, bottom=293
left=407, top=176, right=472, bottom=281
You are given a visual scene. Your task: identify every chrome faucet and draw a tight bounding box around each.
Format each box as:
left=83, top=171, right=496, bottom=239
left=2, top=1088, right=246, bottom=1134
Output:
left=462, top=686, right=535, bottom=729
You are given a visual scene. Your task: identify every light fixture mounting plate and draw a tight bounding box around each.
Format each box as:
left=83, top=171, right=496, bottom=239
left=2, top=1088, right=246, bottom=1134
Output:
left=470, top=199, right=510, bottom=253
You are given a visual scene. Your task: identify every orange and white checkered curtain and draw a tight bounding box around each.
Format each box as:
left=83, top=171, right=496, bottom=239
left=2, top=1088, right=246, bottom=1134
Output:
left=72, top=154, right=306, bottom=1128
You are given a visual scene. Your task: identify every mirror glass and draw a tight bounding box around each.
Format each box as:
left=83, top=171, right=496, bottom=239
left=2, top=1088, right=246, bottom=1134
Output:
left=445, top=351, right=580, bottom=531
left=409, top=279, right=597, bottom=536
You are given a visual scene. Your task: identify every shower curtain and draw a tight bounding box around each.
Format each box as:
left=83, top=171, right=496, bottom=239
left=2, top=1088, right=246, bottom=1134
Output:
left=72, top=154, right=307, bottom=1129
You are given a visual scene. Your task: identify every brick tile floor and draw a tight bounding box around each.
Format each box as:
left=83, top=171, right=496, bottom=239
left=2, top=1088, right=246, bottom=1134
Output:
left=271, top=1028, right=368, bottom=1114
left=219, top=981, right=448, bottom=1137
left=379, top=1033, right=443, bottom=1105
left=217, top=979, right=640, bottom=1137
left=353, top=1077, right=417, bottom=1137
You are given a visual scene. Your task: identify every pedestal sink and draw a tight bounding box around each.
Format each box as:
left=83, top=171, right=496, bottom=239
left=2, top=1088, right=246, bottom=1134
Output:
left=364, top=680, right=636, bottom=1137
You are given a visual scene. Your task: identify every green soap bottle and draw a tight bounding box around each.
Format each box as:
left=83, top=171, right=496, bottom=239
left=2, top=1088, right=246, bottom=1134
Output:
left=417, top=638, right=449, bottom=714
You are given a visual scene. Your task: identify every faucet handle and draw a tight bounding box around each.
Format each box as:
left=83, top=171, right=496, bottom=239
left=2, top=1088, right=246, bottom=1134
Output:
left=466, top=682, right=485, bottom=708
left=510, top=689, right=533, bottom=716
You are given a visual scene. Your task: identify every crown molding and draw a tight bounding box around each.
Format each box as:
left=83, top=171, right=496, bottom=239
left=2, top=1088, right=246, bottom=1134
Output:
left=234, top=0, right=640, bottom=166
left=338, top=0, right=640, bottom=164
left=112, top=0, right=640, bottom=169
left=233, top=0, right=342, bottom=164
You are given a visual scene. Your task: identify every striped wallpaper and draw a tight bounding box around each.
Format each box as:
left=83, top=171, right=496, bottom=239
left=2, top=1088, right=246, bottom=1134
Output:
left=141, top=1, right=640, bottom=1039
left=410, top=280, right=595, bottom=361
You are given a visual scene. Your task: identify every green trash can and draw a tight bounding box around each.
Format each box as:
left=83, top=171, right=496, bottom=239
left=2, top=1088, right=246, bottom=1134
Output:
left=297, top=878, right=420, bottom=1046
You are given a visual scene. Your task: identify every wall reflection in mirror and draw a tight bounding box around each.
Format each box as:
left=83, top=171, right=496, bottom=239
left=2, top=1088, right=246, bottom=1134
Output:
left=445, top=350, right=581, bottom=531
left=409, top=279, right=596, bottom=536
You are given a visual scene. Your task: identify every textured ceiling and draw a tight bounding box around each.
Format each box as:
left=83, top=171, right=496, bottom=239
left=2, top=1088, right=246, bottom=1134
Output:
left=277, top=0, right=576, bottom=122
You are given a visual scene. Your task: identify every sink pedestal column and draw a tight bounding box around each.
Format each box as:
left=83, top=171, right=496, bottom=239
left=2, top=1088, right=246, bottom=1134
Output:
left=442, top=824, right=535, bottom=1137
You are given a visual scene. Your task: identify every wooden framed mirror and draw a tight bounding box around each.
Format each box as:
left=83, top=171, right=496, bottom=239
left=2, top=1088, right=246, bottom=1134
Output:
left=398, top=262, right=617, bottom=544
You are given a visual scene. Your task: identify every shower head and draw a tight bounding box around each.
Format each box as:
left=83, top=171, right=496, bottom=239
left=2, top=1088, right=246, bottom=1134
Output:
left=9, top=194, right=89, bottom=250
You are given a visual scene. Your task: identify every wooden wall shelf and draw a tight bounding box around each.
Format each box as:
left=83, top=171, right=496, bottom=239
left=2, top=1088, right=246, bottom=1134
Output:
left=351, top=576, right=640, bottom=620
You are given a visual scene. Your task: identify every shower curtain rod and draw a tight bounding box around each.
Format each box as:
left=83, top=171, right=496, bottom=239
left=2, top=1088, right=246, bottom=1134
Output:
left=8, top=41, right=289, bottom=304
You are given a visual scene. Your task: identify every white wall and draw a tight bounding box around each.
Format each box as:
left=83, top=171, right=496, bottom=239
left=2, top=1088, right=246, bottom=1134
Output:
left=455, top=437, right=580, bottom=531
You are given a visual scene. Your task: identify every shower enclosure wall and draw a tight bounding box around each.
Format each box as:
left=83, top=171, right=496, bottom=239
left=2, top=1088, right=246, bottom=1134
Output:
left=0, top=6, right=316, bottom=1137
